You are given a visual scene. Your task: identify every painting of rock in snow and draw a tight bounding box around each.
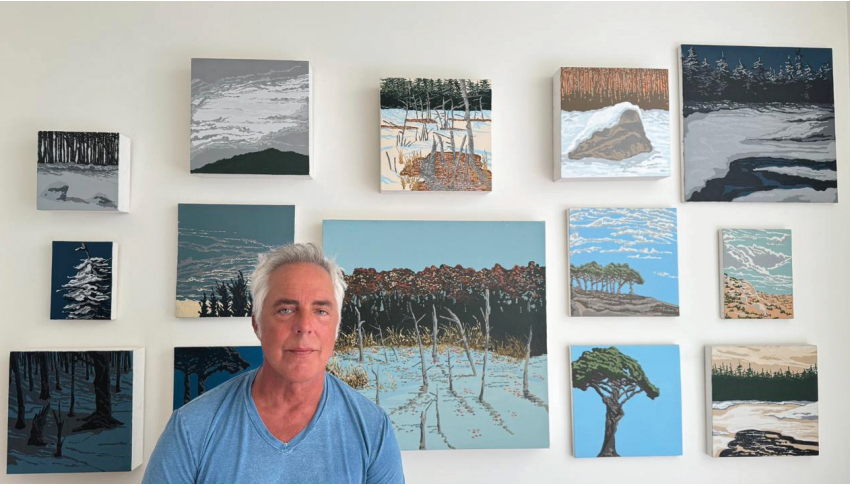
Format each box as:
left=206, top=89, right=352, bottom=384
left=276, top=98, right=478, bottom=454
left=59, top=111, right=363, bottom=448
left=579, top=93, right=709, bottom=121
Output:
left=323, top=220, right=548, bottom=450
left=720, top=229, right=793, bottom=319
left=7, top=349, right=144, bottom=474
left=190, top=59, right=310, bottom=176
left=176, top=204, right=294, bottom=318
left=51, top=242, right=116, bottom=320
left=571, top=345, right=682, bottom=458
left=569, top=208, right=679, bottom=316
left=707, top=345, right=818, bottom=457
left=380, top=78, right=492, bottom=192
left=555, top=68, right=670, bottom=180
left=681, top=45, right=837, bottom=202
left=37, top=131, right=131, bottom=212
left=173, top=346, right=262, bottom=410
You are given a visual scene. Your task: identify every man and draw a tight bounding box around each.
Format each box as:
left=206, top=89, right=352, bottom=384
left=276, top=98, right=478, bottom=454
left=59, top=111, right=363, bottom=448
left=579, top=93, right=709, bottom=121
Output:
left=143, top=243, right=405, bottom=483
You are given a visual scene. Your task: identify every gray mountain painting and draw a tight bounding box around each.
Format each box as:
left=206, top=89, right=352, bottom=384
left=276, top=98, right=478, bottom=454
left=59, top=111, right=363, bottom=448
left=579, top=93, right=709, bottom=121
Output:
left=190, top=59, right=310, bottom=176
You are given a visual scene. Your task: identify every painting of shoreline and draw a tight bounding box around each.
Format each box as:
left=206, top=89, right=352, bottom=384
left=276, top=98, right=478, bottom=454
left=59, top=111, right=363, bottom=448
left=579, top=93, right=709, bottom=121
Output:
left=720, top=229, right=793, bottom=319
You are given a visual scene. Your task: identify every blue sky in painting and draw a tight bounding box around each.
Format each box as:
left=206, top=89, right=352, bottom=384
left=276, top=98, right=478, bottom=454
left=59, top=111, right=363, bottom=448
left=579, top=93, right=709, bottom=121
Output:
left=569, top=208, right=679, bottom=306
left=50, top=241, right=113, bottom=319
left=721, top=229, right=792, bottom=295
left=323, top=220, right=545, bottom=273
left=571, top=345, right=682, bottom=458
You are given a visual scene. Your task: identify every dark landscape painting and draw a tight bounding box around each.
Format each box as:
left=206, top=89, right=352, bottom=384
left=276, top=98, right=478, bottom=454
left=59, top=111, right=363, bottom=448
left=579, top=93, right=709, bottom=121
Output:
left=173, top=346, right=262, bottom=409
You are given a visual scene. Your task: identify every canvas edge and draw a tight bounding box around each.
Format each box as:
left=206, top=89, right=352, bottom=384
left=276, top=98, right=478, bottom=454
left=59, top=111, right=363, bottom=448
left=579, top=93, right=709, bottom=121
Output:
left=131, top=348, right=145, bottom=471
left=117, top=134, right=131, bottom=213
left=705, top=345, right=715, bottom=456
left=718, top=230, right=726, bottom=319
left=553, top=69, right=562, bottom=181
left=111, top=242, right=118, bottom=320
left=677, top=45, right=688, bottom=203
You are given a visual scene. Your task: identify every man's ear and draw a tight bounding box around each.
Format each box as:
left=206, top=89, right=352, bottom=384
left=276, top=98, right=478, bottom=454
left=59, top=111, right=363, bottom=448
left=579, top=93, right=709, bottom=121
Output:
left=251, top=314, right=262, bottom=340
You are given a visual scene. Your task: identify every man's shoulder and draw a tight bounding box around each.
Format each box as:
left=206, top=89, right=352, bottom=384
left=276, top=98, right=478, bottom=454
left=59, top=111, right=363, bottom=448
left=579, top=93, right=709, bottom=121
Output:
left=325, top=372, right=389, bottom=425
left=175, top=370, right=253, bottom=428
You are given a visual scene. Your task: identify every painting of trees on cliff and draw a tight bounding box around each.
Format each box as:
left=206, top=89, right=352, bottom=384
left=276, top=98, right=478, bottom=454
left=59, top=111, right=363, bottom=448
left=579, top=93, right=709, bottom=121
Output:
left=681, top=45, right=836, bottom=202
left=173, top=346, right=262, bottom=409
left=7, top=349, right=143, bottom=474
left=570, top=345, right=682, bottom=457
left=37, top=131, right=131, bottom=212
left=380, top=78, right=492, bottom=192
left=720, top=229, right=793, bottom=319
left=176, top=204, right=294, bottom=318
left=190, top=59, right=310, bottom=176
left=569, top=208, right=679, bottom=316
left=555, top=68, right=670, bottom=180
left=50, top=242, right=116, bottom=320
left=323, top=220, right=548, bottom=450
left=708, top=345, right=818, bottom=457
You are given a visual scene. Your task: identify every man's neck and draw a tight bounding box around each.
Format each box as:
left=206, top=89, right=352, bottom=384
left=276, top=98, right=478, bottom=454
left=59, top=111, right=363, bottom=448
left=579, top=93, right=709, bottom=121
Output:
left=250, top=365, right=325, bottom=443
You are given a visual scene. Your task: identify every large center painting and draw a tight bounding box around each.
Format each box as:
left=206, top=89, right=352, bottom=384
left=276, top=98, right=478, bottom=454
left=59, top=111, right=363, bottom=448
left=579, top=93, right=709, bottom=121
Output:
left=323, top=220, right=548, bottom=450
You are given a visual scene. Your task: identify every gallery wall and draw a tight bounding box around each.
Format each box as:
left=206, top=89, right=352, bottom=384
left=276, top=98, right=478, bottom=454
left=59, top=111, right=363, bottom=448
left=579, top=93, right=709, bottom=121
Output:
left=0, top=1, right=848, bottom=483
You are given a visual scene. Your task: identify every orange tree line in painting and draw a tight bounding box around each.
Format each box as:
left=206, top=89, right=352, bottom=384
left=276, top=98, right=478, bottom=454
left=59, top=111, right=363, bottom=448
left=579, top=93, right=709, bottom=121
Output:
left=561, top=67, right=669, bottom=111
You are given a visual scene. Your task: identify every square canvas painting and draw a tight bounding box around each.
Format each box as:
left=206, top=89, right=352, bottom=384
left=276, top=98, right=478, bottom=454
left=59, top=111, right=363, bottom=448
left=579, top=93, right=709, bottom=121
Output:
left=7, top=349, right=144, bottom=474
left=568, top=208, right=679, bottom=316
left=173, top=346, right=262, bottom=410
left=175, top=204, right=295, bottom=318
left=681, top=45, right=836, bottom=202
left=720, top=229, right=793, bottom=319
left=571, top=345, right=682, bottom=458
left=555, top=67, right=670, bottom=180
left=51, top=242, right=116, bottom=320
left=37, top=131, right=131, bottom=211
left=190, top=59, right=311, bottom=176
left=323, top=220, right=548, bottom=450
left=707, top=345, right=818, bottom=457
left=380, top=78, right=492, bottom=192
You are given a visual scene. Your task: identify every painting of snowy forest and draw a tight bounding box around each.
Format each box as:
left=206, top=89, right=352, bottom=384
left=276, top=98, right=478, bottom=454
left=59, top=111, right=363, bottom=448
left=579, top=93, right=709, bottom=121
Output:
left=173, top=346, right=262, bottom=410
left=707, top=345, right=818, bottom=457
left=681, top=45, right=836, bottom=202
left=569, top=208, right=679, bottom=317
left=37, top=131, right=131, bottom=211
left=51, top=242, right=115, bottom=320
left=190, top=59, right=310, bottom=176
left=175, top=204, right=294, bottom=318
left=571, top=345, right=682, bottom=458
left=380, top=78, right=492, bottom=192
left=7, top=350, right=143, bottom=474
left=323, top=220, right=548, bottom=450
left=556, top=68, right=670, bottom=179
left=720, top=229, right=793, bottom=319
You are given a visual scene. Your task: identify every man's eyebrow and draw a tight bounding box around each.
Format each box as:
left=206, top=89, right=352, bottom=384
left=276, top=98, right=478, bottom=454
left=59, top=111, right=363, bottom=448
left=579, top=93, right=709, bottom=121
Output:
left=313, top=300, right=333, bottom=307
left=271, top=299, right=299, bottom=307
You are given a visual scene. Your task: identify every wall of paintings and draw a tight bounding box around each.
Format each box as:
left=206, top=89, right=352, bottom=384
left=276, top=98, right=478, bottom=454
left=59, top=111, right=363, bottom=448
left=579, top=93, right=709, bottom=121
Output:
left=0, top=1, right=848, bottom=484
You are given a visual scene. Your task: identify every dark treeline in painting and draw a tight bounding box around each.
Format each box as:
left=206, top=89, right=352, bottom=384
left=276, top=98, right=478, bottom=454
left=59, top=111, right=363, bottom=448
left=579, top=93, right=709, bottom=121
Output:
left=381, top=78, right=492, bottom=112
left=561, top=68, right=668, bottom=111
left=682, top=46, right=834, bottom=106
left=570, top=261, right=645, bottom=294
left=174, top=347, right=250, bottom=405
left=196, top=270, right=253, bottom=317
left=338, top=262, right=546, bottom=357
left=711, top=362, right=818, bottom=402
left=38, top=132, right=120, bottom=166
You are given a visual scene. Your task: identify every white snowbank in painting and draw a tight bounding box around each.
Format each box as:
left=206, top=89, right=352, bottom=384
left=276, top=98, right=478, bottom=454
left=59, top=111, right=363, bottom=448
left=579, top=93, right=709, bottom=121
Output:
left=683, top=104, right=836, bottom=198
left=733, top=187, right=837, bottom=203
left=560, top=103, right=670, bottom=178
left=37, top=165, right=118, bottom=210
left=711, top=400, right=819, bottom=455
left=757, top=166, right=837, bottom=181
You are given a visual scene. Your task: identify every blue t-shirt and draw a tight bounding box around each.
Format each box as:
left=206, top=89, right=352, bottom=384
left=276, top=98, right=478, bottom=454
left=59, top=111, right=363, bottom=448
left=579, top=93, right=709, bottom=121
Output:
left=142, top=369, right=404, bottom=484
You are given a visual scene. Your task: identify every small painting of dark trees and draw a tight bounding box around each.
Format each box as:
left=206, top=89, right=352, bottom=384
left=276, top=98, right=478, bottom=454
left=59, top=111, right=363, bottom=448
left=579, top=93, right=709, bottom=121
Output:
left=7, top=351, right=135, bottom=474
left=173, top=347, right=262, bottom=409
left=50, top=242, right=114, bottom=320
left=38, top=132, right=120, bottom=166
left=572, top=347, right=659, bottom=457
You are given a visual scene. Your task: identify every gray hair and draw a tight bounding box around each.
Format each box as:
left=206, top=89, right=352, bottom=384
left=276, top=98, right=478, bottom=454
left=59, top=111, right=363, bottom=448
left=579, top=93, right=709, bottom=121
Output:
left=250, top=243, right=347, bottom=334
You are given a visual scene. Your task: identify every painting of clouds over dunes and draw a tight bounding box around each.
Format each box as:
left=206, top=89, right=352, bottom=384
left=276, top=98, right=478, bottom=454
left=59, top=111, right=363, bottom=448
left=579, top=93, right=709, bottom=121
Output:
left=720, top=229, right=793, bottom=319
left=190, top=59, right=310, bottom=176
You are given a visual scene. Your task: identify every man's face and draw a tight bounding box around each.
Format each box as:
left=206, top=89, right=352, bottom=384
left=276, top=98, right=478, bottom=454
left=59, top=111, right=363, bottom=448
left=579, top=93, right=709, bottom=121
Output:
left=252, top=263, right=339, bottom=385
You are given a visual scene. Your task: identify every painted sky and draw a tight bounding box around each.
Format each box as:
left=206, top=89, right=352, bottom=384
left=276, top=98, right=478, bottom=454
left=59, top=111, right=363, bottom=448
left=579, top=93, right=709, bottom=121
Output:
left=569, top=208, right=678, bottom=306
left=323, top=220, right=545, bottom=273
left=721, top=229, right=792, bottom=295
left=51, top=241, right=113, bottom=319
left=711, top=345, right=817, bottom=374
left=190, top=59, right=310, bottom=170
left=571, top=345, right=682, bottom=458
left=681, top=45, right=833, bottom=72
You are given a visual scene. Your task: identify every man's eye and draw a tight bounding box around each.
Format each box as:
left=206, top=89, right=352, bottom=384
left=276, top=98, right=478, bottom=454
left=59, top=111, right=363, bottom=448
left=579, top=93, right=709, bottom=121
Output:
left=317, top=309, right=329, bottom=316
left=278, top=308, right=293, bottom=314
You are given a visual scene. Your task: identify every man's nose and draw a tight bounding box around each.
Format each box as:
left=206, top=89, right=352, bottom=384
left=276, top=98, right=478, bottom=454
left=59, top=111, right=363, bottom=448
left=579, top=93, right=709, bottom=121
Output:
left=293, top=309, right=313, bottom=333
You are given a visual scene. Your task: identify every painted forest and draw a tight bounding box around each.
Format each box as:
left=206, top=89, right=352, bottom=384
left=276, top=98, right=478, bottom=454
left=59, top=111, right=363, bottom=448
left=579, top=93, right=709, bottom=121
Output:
left=561, top=67, right=669, bottom=111
left=711, top=362, right=818, bottom=402
left=195, top=270, right=253, bottom=317
left=38, top=132, right=120, bottom=166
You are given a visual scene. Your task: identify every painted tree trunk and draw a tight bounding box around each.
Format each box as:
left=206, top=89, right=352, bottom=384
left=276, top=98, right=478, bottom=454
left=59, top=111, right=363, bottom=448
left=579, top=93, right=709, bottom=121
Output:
left=73, top=352, right=123, bottom=431
left=27, top=403, right=50, bottom=446
left=419, top=409, right=427, bottom=450
left=431, top=305, right=438, bottom=362
left=53, top=353, right=62, bottom=391
left=354, top=306, right=364, bottom=364
left=523, top=326, right=532, bottom=397
left=27, top=354, right=33, bottom=391
left=183, top=373, right=192, bottom=404
left=598, top=402, right=625, bottom=457
left=435, top=387, right=443, bottom=435
left=479, top=290, right=490, bottom=402
left=68, top=355, right=76, bottom=417
left=115, top=351, right=122, bottom=393
left=415, top=323, right=428, bottom=391
left=11, top=354, right=26, bottom=429
left=445, top=308, right=476, bottom=376
left=39, top=353, right=50, bottom=400
left=447, top=349, right=454, bottom=393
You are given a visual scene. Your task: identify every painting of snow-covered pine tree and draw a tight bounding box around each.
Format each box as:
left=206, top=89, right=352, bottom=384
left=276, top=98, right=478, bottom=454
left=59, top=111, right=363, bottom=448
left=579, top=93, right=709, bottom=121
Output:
left=681, top=45, right=836, bottom=202
left=37, top=131, right=131, bottom=211
left=555, top=68, right=670, bottom=180
left=50, top=242, right=116, bottom=320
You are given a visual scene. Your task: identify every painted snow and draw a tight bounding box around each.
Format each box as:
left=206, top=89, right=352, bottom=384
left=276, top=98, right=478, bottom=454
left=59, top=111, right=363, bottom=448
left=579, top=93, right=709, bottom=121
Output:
left=50, top=242, right=114, bottom=320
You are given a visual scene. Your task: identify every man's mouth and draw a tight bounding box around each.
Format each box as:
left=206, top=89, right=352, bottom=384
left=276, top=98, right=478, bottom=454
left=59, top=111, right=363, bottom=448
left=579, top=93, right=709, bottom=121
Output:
left=288, top=347, right=315, bottom=356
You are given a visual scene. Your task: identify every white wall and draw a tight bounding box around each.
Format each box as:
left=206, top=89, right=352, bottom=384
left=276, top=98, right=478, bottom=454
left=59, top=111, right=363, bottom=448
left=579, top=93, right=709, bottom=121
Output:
left=0, top=2, right=848, bottom=483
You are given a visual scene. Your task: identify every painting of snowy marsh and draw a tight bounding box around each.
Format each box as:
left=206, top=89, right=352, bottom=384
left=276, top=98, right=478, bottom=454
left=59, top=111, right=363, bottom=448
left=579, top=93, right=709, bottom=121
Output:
left=175, top=204, right=294, bottom=318
left=681, top=45, right=836, bottom=202
left=37, top=131, right=130, bottom=212
left=708, top=345, right=818, bottom=457
left=50, top=242, right=115, bottom=320
left=7, top=350, right=143, bottom=474
left=556, top=68, right=670, bottom=179
left=323, top=220, right=548, bottom=450
left=720, top=229, right=793, bottom=319
left=190, top=59, right=310, bottom=176
left=380, top=78, right=492, bottom=192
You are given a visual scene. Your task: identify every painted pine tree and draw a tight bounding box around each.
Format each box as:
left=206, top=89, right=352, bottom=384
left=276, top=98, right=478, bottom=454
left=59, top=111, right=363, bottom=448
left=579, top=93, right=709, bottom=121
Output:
left=60, top=243, right=112, bottom=319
